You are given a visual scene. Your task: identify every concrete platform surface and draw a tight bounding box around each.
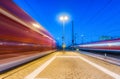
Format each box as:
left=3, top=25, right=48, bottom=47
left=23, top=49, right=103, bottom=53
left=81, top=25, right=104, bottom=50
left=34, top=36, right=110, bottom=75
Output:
left=0, top=51, right=120, bottom=79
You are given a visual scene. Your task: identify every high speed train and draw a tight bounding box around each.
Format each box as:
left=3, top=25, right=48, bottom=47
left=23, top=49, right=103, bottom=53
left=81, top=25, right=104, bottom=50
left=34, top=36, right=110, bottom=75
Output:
left=0, top=0, right=56, bottom=53
left=77, top=38, right=120, bottom=53
left=0, top=0, right=56, bottom=72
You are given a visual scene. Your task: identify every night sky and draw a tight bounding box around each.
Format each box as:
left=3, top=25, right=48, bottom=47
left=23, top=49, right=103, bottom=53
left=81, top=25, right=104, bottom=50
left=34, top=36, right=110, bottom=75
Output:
left=13, top=0, right=120, bottom=46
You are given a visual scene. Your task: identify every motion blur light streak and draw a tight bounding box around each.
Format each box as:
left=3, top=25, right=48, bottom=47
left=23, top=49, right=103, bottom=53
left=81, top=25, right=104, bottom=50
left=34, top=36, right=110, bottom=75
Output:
left=78, top=38, right=120, bottom=53
left=32, top=23, right=40, bottom=28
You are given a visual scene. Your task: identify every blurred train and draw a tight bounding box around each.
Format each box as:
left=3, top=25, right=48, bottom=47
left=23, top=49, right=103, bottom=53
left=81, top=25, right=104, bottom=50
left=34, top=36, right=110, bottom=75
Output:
left=0, top=0, right=56, bottom=54
left=77, top=38, right=120, bottom=54
left=0, top=0, right=56, bottom=72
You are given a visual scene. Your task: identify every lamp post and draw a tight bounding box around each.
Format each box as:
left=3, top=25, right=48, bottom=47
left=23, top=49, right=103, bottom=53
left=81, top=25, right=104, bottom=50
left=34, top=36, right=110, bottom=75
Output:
left=59, top=15, right=68, bottom=51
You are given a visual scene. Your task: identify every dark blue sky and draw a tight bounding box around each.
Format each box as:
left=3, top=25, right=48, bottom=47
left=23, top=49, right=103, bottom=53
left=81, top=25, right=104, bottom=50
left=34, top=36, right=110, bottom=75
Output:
left=14, top=0, right=120, bottom=46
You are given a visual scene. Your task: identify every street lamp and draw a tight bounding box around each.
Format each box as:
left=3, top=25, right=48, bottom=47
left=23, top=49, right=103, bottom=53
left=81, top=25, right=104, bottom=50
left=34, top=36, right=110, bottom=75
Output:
left=59, top=15, right=68, bottom=51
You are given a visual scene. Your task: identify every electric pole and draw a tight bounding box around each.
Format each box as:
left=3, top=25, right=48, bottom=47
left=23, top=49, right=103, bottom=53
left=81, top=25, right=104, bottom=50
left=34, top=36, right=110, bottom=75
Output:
left=72, top=21, right=74, bottom=47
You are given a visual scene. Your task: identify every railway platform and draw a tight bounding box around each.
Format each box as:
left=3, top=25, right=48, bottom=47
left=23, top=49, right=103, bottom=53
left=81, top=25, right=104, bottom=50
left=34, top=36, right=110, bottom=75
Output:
left=0, top=51, right=120, bottom=79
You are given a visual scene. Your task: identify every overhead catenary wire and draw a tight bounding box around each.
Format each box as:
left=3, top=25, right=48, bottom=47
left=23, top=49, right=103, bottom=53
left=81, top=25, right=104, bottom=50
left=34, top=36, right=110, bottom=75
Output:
left=23, top=0, right=42, bottom=21
left=85, top=0, right=112, bottom=25
left=23, top=0, right=55, bottom=41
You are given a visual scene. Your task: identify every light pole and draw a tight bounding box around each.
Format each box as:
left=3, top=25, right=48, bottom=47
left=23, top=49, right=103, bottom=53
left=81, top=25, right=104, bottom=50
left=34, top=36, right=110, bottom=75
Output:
left=59, top=15, right=68, bottom=51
